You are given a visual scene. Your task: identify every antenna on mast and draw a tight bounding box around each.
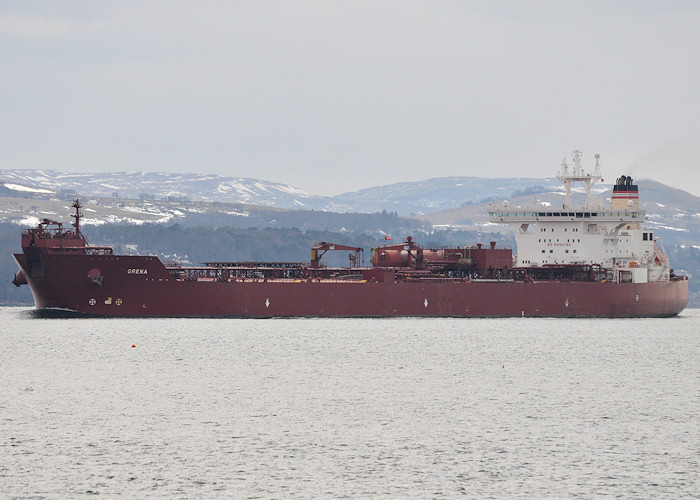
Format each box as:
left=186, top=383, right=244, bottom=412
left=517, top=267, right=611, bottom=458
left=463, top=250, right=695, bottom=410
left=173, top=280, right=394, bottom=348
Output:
left=71, top=199, right=83, bottom=238
left=593, top=153, right=602, bottom=179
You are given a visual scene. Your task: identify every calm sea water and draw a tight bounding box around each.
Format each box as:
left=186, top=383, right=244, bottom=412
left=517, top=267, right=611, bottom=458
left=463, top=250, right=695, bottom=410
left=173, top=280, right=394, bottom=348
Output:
left=1, top=308, right=698, bottom=499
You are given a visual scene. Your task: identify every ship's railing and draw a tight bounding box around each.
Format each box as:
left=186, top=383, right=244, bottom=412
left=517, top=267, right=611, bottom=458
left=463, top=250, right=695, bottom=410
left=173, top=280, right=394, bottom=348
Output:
left=420, top=244, right=513, bottom=251
left=489, top=209, right=645, bottom=221
left=23, top=228, right=78, bottom=239
left=203, top=261, right=306, bottom=269
left=511, top=263, right=608, bottom=282
left=32, top=245, right=113, bottom=255
left=168, top=265, right=308, bottom=281
left=84, top=247, right=114, bottom=255
left=169, top=275, right=483, bottom=284
left=166, top=263, right=615, bottom=283
left=183, top=277, right=375, bottom=284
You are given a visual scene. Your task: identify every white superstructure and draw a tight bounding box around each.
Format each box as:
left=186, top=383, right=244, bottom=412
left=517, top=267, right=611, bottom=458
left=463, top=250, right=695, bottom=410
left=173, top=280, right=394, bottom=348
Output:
left=488, top=151, right=670, bottom=283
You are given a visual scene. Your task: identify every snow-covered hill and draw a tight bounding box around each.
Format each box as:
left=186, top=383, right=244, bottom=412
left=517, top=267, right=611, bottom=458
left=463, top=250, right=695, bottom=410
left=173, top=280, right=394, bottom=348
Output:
left=1, top=169, right=699, bottom=247
left=0, top=169, right=322, bottom=208
left=0, top=168, right=560, bottom=214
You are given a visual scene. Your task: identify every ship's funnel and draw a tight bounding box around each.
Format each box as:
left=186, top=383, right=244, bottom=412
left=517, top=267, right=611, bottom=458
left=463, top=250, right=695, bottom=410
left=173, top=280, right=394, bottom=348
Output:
left=612, top=175, right=639, bottom=209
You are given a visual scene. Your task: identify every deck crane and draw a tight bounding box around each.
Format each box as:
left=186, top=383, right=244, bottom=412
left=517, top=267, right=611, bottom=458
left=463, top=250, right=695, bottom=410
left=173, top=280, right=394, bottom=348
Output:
left=310, top=242, right=364, bottom=268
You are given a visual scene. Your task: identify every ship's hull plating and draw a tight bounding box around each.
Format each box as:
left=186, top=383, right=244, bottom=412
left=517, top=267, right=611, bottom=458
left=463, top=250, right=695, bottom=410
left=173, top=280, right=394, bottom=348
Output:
left=14, top=253, right=689, bottom=318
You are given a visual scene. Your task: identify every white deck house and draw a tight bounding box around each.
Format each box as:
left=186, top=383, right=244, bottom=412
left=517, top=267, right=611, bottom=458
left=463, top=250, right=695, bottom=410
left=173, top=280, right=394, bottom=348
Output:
left=488, top=151, right=669, bottom=283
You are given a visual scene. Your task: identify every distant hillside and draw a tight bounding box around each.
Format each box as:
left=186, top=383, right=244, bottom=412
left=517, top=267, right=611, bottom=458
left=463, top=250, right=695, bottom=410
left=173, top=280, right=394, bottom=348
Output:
left=2, top=168, right=699, bottom=245
left=6, top=167, right=698, bottom=221
left=1, top=168, right=558, bottom=215
left=325, top=177, right=559, bottom=215
left=0, top=169, right=322, bottom=209
left=0, top=196, right=429, bottom=241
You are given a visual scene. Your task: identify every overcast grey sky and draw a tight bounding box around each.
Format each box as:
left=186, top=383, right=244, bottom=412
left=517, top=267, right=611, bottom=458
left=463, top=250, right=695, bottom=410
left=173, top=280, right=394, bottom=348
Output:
left=2, top=1, right=699, bottom=196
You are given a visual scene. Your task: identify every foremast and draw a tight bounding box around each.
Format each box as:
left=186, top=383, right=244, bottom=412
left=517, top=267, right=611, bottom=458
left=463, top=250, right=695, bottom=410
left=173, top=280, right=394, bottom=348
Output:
left=71, top=199, right=84, bottom=239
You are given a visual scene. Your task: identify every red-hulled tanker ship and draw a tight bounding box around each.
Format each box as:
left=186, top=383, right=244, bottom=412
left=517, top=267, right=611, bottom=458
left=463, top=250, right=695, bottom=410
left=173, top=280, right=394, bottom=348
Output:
left=12, top=152, right=688, bottom=317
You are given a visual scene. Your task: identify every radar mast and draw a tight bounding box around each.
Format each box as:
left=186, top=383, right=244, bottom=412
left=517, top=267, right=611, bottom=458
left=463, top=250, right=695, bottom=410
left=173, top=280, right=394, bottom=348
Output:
left=555, top=150, right=602, bottom=209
